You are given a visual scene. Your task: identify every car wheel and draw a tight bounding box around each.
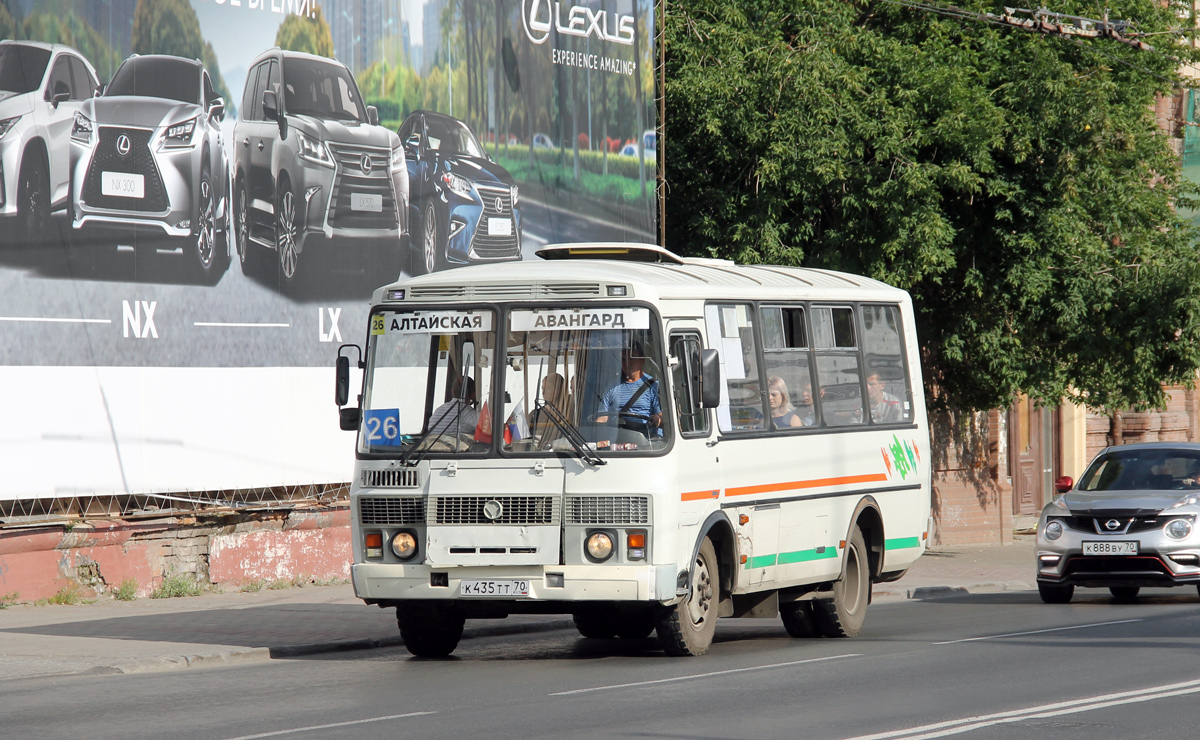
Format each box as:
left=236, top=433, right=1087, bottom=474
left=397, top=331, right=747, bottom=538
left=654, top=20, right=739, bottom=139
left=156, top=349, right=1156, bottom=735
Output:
left=1109, top=586, right=1140, bottom=601
left=1038, top=582, right=1074, bottom=604
left=812, top=527, right=870, bottom=638
left=275, top=178, right=299, bottom=281
left=17, top=154, right=50, bottom=247
left=191, top=165, right=216, bottom=275
left=420, top=201, right=442, bottom=274
left=655, top=537, right=718, bottom=656
left=235, top=179, right=252, bottom=270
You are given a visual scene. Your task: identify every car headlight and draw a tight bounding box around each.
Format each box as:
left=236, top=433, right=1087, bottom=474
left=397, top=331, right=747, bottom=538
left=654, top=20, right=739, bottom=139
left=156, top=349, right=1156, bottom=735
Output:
left=296, top=131, right=334, bottom=168
left=391, top=146, right=404, bottom=172
left=1166, top=518, right=1193, bottom=540
left=1169, top=494, right=1200, bottom=510
left=162, top=117, right=197, bottom=148
left=441, top=171, right=473, bottom=199
left=1043, top=496, right=1070, bottom=516
left=391, top=531, right=418, bottom=560
left=585, top=531, right=614, bottom=561
left=70, top=113, right=91, bottom=144
left=1043, top=519, right=1064, bottom=541
left=0, top=115, right=21, bottom=139
left=511, top=184, right=519, bottom=207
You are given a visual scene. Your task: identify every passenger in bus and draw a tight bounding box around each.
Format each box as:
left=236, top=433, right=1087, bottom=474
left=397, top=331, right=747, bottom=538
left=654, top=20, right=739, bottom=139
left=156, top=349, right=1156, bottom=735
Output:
left=867, top=373, right=904, bottom=423
left=797, top=381, right=822, bottom=426
left=530, top=372, right=569, bottom=442
left=595, top=342, right=663, bottom=437
left=428, top=375, right=479, bottom=436
left=768, top=376, right=802, bottom=428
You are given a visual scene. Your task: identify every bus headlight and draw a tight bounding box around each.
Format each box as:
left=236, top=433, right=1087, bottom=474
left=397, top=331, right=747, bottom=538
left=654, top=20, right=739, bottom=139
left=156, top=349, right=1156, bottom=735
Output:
left=1043, top=520, right=1064, bottom=541
left=1166, top=519, right=1193, bottom=540
left=586, top=531, right=614, bottom=562
left=391, top=531, right=418, bottom=560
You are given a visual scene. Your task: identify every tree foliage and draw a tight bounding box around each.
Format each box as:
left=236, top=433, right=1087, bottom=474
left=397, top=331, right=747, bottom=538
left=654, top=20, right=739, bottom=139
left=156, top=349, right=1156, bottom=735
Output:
left=275, top=6, right=334, bottom=58
left=664, top=0, right=1200, bottom=411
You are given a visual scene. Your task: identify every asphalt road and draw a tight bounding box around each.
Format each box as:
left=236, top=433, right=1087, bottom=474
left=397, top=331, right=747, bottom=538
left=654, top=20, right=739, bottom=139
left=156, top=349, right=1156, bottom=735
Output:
left=5, top=589, right=1200, bottom=740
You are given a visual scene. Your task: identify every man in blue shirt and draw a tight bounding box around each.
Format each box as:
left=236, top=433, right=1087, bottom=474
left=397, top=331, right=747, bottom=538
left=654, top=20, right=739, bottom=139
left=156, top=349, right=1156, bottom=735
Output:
left=596, top=342, right=662, bottom=437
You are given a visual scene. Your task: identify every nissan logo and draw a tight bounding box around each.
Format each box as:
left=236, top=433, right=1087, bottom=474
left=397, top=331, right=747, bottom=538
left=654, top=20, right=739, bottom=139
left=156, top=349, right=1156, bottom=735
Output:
left=494, top=197, right=503, bottom=212
left=116, top=134, right=131, bottom=156
left=482, top=500, right=504, bottom=521
left=1105, top=519, right=1122, bottom=531
left=360, top=153, right=372, bottom=173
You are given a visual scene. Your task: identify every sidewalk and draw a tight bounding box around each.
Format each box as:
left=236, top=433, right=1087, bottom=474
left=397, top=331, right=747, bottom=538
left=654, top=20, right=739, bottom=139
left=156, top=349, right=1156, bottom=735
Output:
left=0, top=539, right=1035, bottom=680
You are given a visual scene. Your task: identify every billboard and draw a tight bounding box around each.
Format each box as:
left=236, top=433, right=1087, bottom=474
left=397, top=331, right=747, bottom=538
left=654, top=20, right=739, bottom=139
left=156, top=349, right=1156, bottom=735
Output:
left=0, top=0, right=656, bottom=500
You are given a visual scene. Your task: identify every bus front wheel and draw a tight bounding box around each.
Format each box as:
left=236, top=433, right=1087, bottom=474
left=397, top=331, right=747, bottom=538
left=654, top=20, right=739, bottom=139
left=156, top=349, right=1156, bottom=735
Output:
left=813, top=527, right=869, bottom=638
left=396, top=603, right=465, bottom=657
left=655, top=537, right=718, bottom=656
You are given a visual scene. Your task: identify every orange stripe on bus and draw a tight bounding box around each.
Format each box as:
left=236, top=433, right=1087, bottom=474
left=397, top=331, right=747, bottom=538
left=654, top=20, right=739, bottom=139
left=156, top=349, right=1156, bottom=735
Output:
left=725, top=473, right=888, bottom=498
left=681, top=489, right=720, bottom=501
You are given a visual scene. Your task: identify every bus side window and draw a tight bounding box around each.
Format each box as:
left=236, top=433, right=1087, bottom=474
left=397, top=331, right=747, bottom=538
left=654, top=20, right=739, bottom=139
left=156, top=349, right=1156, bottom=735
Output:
left=670, top=334, right=710, bottom=436
left=703, top=303, right=765, bottom=433
left=813, top=306, right=863, bottom=426
left=761, top=305, right=815, bottom=428
left=861, top=304, right=912, bottom=424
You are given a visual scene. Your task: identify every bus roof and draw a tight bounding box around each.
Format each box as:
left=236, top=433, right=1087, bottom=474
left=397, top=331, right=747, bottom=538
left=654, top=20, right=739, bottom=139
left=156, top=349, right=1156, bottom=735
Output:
left=375, top=248, right=908, bottom=305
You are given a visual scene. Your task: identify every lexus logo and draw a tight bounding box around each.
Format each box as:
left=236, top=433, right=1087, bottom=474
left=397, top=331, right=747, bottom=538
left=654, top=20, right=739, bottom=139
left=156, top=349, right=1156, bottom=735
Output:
left=1105, top=519, right=1122, bottom=531
left=494, top=197, right=503, bottom=212
left=116, top=134, right=131, bottom=156
left=360, top=153, right=372, bottom=173
left=482, top=500, right=504, bottom=521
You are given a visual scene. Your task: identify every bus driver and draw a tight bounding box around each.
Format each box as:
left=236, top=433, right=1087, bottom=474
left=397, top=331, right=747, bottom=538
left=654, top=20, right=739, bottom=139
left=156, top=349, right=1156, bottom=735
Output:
left=595, top=341, right=663, bottom=438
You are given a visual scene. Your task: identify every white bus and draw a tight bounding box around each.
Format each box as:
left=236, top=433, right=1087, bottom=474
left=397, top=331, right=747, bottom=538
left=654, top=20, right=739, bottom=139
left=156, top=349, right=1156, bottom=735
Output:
left=335, top=244, right=931, bottom=657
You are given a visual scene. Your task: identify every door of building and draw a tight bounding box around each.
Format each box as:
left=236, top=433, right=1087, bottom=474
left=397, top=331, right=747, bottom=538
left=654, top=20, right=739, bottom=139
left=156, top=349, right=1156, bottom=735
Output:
left=1012, top=396, right=1056, bottom=516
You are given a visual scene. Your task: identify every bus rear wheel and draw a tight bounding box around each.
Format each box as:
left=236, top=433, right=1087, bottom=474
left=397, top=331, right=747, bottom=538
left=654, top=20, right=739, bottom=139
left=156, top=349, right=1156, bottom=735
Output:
left=655, top=537, right=718, bottom=656
left=572, top=612, right=615, bottom=639
left=396, top=603, right=465, bottom=657
left=813, top=527, right=869, bottom=638
left=780, top=600, right=821, bottom=637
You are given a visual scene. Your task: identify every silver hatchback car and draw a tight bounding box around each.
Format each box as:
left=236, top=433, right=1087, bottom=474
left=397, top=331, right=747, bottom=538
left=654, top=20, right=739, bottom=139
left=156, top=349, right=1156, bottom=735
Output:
left=1037, top=442, right=1200, bottom=603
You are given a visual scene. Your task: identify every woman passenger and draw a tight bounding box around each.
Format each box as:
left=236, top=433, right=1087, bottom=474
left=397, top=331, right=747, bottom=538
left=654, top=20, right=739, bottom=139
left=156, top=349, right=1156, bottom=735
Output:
left=768, top=376, right=802, bottom=428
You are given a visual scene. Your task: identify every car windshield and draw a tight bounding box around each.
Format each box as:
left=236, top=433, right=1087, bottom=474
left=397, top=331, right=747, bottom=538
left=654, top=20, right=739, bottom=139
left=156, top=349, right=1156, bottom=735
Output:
left=282, top=57, right=365, bottom=121
left=0, top=44, right=51, bottom=94
left=359, top=308, right=496, bottom=456
left=1078, top=449, right=1200, bottom=491
left=425, top=117, right=486, bottom=158
left=501, top=306, right=670, bottom=455
left=107, top=57, right=200, bottom=104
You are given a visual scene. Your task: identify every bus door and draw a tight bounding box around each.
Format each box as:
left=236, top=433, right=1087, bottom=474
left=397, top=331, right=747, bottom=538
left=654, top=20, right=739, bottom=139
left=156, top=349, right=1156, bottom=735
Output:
left=667, top=326, right=721, bottom=549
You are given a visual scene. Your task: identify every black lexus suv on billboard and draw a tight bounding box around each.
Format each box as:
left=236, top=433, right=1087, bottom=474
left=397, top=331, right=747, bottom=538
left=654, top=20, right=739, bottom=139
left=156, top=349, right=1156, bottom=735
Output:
left=233, top=49, right=409, bottom=284
left=398, top=110, right=521, bottom=274
left=70, top=54, right=230, bottom=278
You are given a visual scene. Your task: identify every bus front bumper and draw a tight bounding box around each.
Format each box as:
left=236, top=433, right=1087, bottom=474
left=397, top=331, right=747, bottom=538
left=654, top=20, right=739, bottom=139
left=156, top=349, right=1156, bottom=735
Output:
left=352, top=562, right=680, bottom=604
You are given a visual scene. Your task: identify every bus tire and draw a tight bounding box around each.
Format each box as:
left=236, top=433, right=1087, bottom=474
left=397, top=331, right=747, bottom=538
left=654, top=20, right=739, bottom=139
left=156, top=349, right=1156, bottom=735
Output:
left=396, top=603, right=465, bottom=657
left=655, top=537, right=718, bottom=656
left=572, top=612, right=615, bottom=639
left=611, top=610, right=656, bottom=639
left=813, top=527, right=869, bottom=638
left=779, top=600, right=821, bottom=638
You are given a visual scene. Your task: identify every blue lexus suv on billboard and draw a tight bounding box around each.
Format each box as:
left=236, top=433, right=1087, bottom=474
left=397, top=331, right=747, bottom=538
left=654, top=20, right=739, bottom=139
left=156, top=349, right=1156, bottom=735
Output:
left=398, top=111, right=521, bottom=274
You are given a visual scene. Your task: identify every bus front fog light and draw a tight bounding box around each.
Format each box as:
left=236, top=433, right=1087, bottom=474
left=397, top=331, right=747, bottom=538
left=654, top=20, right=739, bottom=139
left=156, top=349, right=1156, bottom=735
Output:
left=586, top=532, right=614, bottom=561
left=365, top=532, right=383, bottom=559
left=1043, top=520, right=1064, bottom=541
left=1166, top=519, right=1192, bottom=540
left=391, top=531, right=418, bottom=560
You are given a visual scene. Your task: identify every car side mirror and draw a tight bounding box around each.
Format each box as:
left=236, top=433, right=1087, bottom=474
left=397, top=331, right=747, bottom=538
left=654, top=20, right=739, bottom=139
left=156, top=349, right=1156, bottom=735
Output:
left=700, top=349, right=721, bottom=408
left=262, top=89, right=278, bottom=121
left=209, top=97, right=225, bottom=122
left=52, top=91, right=70, bottom=107
left=366, top=105, right=379, bottom=126
left=405, top=134, right=420, bottom=156
left=95, top=83, right=105, bottom=97
left=1054, top=476, right=1073, bottom=494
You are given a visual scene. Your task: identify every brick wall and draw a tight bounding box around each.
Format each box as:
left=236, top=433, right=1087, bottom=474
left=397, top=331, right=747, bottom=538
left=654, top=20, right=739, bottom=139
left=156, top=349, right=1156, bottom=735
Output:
left=1085, top=386, right=1200, bottom=461
left=929, top=409, right=1014, bottom=546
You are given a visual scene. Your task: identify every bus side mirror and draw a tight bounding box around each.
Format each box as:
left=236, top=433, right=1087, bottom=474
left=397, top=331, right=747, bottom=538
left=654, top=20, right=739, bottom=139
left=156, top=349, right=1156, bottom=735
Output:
left=340, top=407, right=361, bottom=431
left=335, top=355, right=351, bottom=406
left=700, top=349, right=720, bottom=408
left=1054, top=476, right=1073, bottom=494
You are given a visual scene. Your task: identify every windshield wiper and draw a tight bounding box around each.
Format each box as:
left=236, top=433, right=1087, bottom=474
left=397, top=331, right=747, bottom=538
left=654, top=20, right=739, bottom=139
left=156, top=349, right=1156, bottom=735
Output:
left=535, top=401, right=605, bottom=467
left=398, top=401, right=474, bottom=466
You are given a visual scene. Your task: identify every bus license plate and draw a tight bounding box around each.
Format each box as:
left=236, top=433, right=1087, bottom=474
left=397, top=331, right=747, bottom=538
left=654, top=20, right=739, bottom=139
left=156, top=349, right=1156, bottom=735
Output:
left=351, top=193, right=383, bottom=212
left=1083, top=541, right=1138, bottom=556
left=101, top=172, right=145, bottom=199
left=460, top=579, right=530, bottom=597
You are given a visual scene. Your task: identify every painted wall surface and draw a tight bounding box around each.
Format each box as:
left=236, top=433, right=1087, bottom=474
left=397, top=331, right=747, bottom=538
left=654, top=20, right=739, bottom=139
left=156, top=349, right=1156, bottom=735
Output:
left=0, top=0, right=656, bottom=499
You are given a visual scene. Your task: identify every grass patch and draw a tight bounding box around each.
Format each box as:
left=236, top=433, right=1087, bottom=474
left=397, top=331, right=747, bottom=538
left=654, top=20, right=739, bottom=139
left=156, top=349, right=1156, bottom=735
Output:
left=151, top=572, right=204, bottom=599
left=239, top=579, right=266, bottom=593
left=113, top=578, right=138, bottom=601
left=47, top=583, right=87, bottom=605
left=0, top=591, right=19, bottom=609
left=266, top=579, right=292, bottom=590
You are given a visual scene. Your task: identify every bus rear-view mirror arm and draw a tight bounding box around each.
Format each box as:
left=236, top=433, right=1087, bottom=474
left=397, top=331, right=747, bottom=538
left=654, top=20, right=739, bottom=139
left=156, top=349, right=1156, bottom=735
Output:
left=700, top=349, right=720, bottom=408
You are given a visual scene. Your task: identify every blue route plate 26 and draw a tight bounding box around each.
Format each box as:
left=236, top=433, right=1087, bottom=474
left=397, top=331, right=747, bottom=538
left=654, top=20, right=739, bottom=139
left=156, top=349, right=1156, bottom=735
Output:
left=363, top=408, right=402, bottom=447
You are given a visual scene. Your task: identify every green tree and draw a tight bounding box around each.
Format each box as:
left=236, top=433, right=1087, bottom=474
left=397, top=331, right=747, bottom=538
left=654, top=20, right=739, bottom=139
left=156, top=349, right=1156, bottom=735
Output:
left=664, top=0, right=1200, bottom=412
left=275, top=6, right=334, bottom=58
left=0, top=3, right=15, bottom=41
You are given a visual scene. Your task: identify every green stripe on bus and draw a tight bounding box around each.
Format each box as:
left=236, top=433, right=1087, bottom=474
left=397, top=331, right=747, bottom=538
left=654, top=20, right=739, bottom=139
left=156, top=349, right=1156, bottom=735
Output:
left=885, top=537, right=921, bottom=550
left=777, top=547, right=839, bottom=565
left=745, top=554, right=777, bottom=569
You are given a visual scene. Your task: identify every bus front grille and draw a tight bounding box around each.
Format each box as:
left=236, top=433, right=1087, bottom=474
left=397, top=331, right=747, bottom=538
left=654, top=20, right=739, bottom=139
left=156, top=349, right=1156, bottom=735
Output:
left=432, top=495, right=559, bottom=525
left=359, top=496, right=425, bottom=525
left=362, top=468, right=421, bottom=488
left=566, top=496, right=651, bottom=525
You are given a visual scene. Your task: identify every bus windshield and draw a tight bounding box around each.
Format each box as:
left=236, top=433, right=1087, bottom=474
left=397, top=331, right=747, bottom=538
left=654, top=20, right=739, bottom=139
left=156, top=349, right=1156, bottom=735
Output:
left=358, top=308, right=496, bottom=456
left=500, top=306, right=671, bottom=455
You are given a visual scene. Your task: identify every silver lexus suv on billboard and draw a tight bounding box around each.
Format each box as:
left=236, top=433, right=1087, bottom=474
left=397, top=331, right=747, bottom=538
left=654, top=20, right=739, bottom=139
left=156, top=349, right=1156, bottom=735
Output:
left=0, top=40, right=98, bottom=246
left=70, top=54, right=230, bottom=278
left=233, top=48, right=409, bottom=283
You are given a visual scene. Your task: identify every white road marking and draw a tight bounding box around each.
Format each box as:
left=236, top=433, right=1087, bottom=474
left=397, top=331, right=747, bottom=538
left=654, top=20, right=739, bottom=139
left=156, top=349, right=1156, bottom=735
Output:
left=550, top=653, right=861, bottom=696
left=932, top=618, right=1142, bottom=645
left=0, top=316, right=111, bottom=324
left=218, top=711, right=437, bottom=740
left=193, top=322, right=291, bottom=328
left=840, top=677, right=1200, bottom=740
